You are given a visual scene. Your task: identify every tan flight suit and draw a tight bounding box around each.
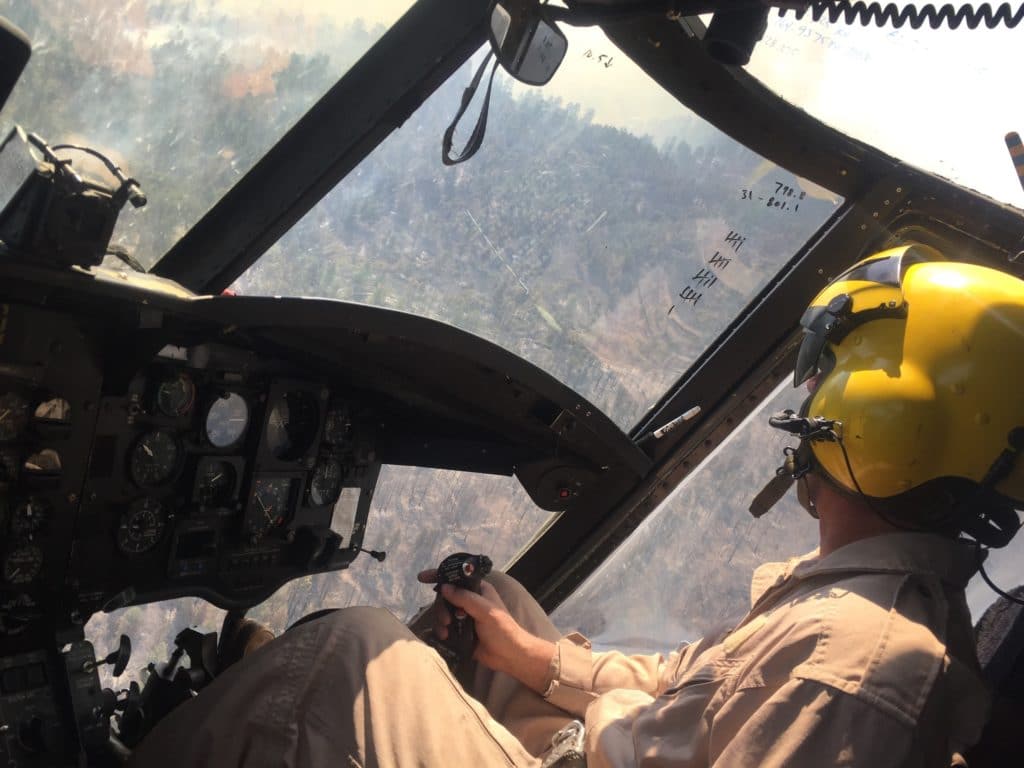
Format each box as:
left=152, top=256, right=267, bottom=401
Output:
left=128, top=533, right=989, bottom=767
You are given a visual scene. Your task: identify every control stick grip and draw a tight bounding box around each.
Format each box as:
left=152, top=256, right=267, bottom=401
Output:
left=434, top=552, right=492, bottom=665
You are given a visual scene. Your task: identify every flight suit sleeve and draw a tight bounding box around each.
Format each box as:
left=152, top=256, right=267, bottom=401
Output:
left=708, top=678, right=921, bottom=768
left=541, top=632, right=689, bottom=717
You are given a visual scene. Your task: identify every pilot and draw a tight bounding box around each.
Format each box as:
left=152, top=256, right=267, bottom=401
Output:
left=128, top=246, right=1020, bottom=767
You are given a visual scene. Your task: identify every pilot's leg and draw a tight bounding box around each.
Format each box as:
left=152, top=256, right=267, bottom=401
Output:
left=127, top=606, right=540, bottom=768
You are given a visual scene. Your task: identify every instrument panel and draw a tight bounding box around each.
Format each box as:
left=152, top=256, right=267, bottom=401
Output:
left=0, top=304, right=381, bottom=628
left=78, top=367, right=377, bottom=613
left=0, top=303, right=382, bottom=768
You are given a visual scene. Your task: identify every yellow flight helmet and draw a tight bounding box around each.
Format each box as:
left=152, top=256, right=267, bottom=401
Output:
left=776, top=244, right=1024, bottom=547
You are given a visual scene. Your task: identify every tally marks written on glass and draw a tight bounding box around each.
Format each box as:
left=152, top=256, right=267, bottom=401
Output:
left=668, top=230, right=746, bottom=314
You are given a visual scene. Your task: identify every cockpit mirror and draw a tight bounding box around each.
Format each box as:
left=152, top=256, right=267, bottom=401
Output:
left=489, top=1, right=567, bottom=86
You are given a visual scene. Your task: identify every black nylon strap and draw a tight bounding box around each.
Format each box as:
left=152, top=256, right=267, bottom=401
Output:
left=442, top=52, right=499, bottom=166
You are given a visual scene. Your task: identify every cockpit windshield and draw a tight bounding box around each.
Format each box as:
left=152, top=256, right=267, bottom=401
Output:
left=236, top=25, right=843, bottom=430
left=2, top=0, right=417, bottom=266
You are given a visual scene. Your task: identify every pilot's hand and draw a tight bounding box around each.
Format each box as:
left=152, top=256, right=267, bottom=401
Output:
left=417, top=567, right=510, bottom=648
left=417, top=569, right=555, bottom=692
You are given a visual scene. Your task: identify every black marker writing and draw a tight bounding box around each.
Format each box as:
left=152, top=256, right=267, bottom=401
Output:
left=724, top=231, right=747, bottom=253
left=691, top=268, right=718, bottom=288
left=677, top=286, right=703, bottom=306
left=709, top=252, right=731, bottom=269
left=583, top=50, right=614, bottom=68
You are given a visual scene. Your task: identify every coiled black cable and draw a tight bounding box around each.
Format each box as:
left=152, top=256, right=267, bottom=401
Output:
left=781, top=1, right=1024, bottom=30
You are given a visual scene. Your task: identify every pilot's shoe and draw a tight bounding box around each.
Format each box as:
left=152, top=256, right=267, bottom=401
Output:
left=217, top=611, right=275, bottom=672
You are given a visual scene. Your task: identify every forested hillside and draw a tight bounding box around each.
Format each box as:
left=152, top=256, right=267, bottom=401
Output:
left=3, top=0, right=841, bottom=683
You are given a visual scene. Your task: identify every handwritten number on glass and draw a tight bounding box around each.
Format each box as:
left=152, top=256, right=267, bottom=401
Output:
left=583, top=50, right=614, bottom=67
left=739, top=182, right=805, bottom=213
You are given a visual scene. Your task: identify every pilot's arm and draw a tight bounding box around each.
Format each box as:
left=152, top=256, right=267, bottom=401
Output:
left=437, top=580, right=690, bottom=716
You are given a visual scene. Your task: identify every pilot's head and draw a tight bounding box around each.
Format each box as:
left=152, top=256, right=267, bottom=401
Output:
left=770, top=245, right=1024, bottom=547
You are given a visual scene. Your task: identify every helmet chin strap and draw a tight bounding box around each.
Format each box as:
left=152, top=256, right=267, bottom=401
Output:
left=797, top=474, right=819, bottom=520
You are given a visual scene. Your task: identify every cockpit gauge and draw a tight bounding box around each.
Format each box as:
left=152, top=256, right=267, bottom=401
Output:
left=197, top=460, right=236, bottom=506
left=247, top=477, right=294, bottom=537
left=309, top=459, right=343, bottom=507
left=129, top=430, right=181, bottom=486
left=157, top=373, right=196, bottom=417
left=0, top=448, right=19, bottom=482
left=34, top=397, right=71, bottom=423
left=23, top=449, right=61, bottom=475
left=0, top=592, right=39, bottom=636
left=117, top=498, right=169, bottom=555
left=205, top=393, right=249, bottom=448
left=323, top=405, right=351, bottom=446
left=4, top=544, right=43, bottom=585
left=0, top=393, right=30, bottom=441
left=12, top=497, right=50, bottom=536
left=266, top=391, right=319, bottom=460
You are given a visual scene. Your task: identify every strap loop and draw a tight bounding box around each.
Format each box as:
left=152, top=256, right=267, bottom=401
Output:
left=442, top=53, right=499, bottom=166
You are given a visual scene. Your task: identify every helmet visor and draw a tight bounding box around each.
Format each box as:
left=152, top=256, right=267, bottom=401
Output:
left=794, top=301, right=844, bottom=386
